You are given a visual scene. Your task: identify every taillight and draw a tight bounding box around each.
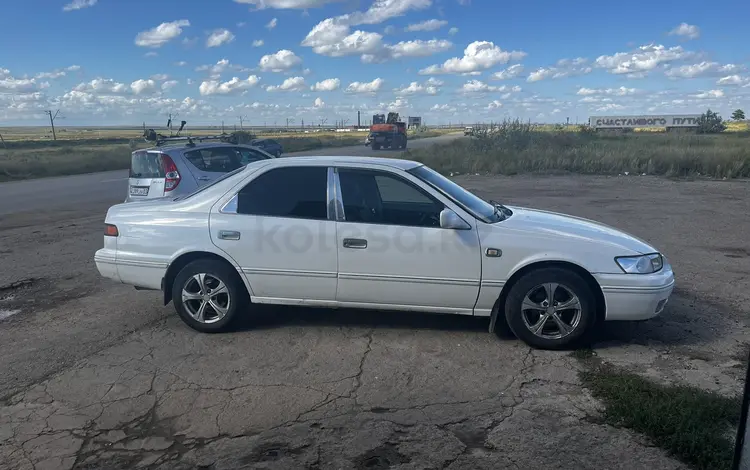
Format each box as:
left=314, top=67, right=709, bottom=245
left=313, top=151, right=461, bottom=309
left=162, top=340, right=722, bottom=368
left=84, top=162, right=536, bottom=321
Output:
left=104, top=224, right=119, bottom=237
left=161, top=154, right=181, bottom=191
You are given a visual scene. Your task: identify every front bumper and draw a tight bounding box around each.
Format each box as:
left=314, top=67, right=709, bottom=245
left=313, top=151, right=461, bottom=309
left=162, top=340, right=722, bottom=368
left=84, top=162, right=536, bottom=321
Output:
left=594, top=265, right=675, bottom=321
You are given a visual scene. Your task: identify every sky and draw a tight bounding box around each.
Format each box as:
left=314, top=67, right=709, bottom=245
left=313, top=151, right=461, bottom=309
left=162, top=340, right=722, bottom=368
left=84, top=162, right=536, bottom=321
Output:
left=0, top=0, right=749, bottom=126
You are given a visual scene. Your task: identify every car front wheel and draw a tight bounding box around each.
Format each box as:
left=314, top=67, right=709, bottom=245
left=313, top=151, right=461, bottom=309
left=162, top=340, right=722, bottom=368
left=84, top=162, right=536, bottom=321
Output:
left=504, top=267, right=597, bottom=350
left=172, top=259, right=248, bottom=333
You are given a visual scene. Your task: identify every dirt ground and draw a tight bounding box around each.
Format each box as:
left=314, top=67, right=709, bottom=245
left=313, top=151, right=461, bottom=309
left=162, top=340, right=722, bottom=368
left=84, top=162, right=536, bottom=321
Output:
left=0, top=174, right=748, bottom=470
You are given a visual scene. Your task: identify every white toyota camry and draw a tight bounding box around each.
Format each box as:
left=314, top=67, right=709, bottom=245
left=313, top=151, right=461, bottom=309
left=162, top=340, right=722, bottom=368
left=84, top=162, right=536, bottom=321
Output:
left=95, top=156, right=674, bottom=350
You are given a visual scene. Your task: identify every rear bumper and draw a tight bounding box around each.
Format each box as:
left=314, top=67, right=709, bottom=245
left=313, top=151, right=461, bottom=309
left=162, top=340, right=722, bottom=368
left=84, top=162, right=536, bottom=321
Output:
left=595, top=266, right=675, bottom=321
left=94, top=249, right=121, bottom=283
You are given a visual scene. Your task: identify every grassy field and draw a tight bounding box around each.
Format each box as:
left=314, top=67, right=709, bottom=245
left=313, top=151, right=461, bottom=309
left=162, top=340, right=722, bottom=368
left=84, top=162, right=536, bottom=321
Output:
left=574, top=350, right=742, bottom=470
left=0, top=128, right=449, bottom=181
left=407, top=123, right=750, bottom=179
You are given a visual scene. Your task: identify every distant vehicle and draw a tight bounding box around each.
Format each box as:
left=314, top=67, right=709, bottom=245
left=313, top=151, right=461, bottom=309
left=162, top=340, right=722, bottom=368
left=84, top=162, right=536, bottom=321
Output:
left=464, top=126, right=474, bottom=136
left=127, top=138, right=275, bottom=202
left=97, top=156, right=675, bottom=350
left=365, top=112, right=407, bottom=150
left=251, top=138, right=283, bottom=157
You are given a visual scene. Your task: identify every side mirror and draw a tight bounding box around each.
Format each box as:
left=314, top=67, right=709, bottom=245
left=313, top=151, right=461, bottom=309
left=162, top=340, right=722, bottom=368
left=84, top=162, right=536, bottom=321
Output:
left=440, top=209, right=471, bottom=230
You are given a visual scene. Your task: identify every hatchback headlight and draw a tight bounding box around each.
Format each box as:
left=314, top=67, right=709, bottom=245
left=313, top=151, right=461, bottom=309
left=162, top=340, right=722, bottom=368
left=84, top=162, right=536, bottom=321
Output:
left=615, top=253, right=663, bottom=274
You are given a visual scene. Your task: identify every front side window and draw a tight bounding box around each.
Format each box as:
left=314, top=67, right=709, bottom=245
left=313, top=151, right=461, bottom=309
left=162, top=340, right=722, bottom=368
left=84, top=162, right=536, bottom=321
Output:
left=237, top=166, right=328, bottom=220
left=184, top=147, right=243, bottom=173
left=338, top=169, right=443, bottom=227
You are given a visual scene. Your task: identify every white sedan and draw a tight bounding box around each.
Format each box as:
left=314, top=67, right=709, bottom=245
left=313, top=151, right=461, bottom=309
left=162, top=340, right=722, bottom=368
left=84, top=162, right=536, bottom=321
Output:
left=95, top=156, right=674, bottom=350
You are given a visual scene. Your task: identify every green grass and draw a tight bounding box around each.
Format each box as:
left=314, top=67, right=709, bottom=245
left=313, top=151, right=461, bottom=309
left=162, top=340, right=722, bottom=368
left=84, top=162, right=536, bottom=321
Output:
left=579, top=359, right=741, bottom=470
left=407, top=127, right=750, bottom=179
left=0, top=129, right=451, bottom=182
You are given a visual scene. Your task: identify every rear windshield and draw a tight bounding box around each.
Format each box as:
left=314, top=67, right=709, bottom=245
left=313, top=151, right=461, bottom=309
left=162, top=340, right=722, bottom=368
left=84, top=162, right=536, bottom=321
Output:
left=130, top=151, right=164, bottom=178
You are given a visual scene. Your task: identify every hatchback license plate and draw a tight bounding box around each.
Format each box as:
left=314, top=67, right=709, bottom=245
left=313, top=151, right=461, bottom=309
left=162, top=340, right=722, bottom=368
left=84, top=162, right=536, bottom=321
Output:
left=130, top=186, right=149, bottom=196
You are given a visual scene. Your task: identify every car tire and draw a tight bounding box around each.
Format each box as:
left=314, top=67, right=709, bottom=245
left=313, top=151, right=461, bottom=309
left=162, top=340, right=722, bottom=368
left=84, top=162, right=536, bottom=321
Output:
left=503, top=267, right=597, bottom=350
left=172, top=259, right=249, bottom=333
left=372, top=143, right=381, bottom=150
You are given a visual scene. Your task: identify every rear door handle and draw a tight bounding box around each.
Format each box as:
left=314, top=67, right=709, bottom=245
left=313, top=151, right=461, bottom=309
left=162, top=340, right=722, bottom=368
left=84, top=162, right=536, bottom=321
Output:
left=343, top=238, right=367, bottom=249
left=197, top=176, right=211, bottom=181
left=219, top=230, right=241, bottom=240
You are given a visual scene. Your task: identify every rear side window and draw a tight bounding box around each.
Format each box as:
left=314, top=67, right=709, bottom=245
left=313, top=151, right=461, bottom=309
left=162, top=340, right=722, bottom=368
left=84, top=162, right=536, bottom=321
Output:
left=236, top=147, right=272, bottom=164
left=237, top=166, right=328, bottom=220
left=184, top=148, right=243, bottom=173
left=130, top=151, right=165, bottom=178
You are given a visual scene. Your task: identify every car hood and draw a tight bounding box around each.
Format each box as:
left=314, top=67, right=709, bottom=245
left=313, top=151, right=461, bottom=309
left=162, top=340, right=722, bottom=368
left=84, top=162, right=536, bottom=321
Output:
left=499, top=206, right=656, bottom=255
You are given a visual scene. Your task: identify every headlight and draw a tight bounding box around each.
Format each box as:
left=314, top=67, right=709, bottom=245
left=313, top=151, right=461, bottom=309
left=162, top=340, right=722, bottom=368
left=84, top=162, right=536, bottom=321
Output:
left=615, top=253, right=663, bottom=274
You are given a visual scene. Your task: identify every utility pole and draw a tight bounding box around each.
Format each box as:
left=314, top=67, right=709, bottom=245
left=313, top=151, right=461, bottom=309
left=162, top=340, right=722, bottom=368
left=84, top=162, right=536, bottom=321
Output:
left=166, top=112, right=179, bottom=132
left=221, top=121, right=225, bottom=133
left=286, top=118, right=295, bottom=129
left=357, top=111, right=361, bottom=128
left=45, top=110, right=61, bottom=141
left=237, top=115, right=247, bottom=130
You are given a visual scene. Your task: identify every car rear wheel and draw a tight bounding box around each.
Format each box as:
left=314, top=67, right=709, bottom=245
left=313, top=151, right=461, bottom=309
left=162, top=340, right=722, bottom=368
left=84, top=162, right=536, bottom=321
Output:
left=504, top=267, right=597, bottom=350
left=172, top=259, right=249, bottom=333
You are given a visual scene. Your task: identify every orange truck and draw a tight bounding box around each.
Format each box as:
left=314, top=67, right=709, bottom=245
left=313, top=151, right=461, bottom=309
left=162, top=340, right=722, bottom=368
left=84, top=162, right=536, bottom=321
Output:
left=365, top=112, right=407, bottom=150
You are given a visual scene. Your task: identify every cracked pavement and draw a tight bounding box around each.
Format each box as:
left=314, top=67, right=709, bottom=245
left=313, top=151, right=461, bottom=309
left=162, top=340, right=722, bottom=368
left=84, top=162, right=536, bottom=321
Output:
left=1, top=174, right=748, bottom=469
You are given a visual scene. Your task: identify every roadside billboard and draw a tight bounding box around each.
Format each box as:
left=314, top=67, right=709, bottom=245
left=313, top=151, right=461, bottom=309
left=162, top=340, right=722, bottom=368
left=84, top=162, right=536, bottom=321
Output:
left=589, top=115, right=700, bottom=129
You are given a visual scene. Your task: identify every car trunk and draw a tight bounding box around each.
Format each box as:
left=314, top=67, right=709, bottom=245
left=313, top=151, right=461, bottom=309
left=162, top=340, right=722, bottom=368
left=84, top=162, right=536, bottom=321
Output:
left=128, top=151, right=167, bottom=200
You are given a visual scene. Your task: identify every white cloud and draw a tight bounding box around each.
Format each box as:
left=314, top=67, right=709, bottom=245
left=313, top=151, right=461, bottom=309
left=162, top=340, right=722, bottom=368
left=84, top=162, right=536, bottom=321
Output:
left=345, top=78, right=384, bottom=93
left=130, top=79, right=157, bottom=95
left=301, top=0, right=432, bottom=59
left=576, top=86, right=639, bottom=96
left=66, top=65, right=81, bottom=72
left=405, top=19, right=447, bottom=32
left=394, top=81, right=439, bottom=95
left=448, top=27, right=459, bottom=35
left=595, top=103, right=626, bottom=112
left=135, top=20, right=190, bottom=48
left=63, top=0, right=97, bottom=11
left=259, top=49, right=303, bottom=72
left=234, top=0, right=343, bottom=8
left=385, top=39, right=452, bottom=59
left=311, top=78, right=341, bottom=91
left=175, top=61, right=188, bottom=66
left=426, top=77, right=444, bottom=86
left=195, top=59, right=250, bottom=78
left=74, top=78, right=129, bottom=94
left=35, top=70, right=67, bottom=79
left=0, top=76, right=42, bottom=93
left=207, top=29, right=235, bottom=48
left=460, top=80, right=520, bottom=94
left=199, top=75, right=261, bottom=95
left=717, top=75, right=750, bottom=86
left=253, top=39, right=265, bottom=47
left=266, top=76, right=307, bottom=91
left=161, top=80, right=179, bottom=91
left=487, top=100, right=502, bottom=110
left=692, top=89, right=724, bottom=99
left=669, top=23, right=700, bottom=39
left=383, top=25, right=396, bottom=35
left=594, top=44, right=693, bottom=76
left=527, top=58, right=590, bottom=82
left=266, top=18, right=278, bottom=29
left=491, top=64, right=524, bottom=80
left=665, top=61, right=740, bottom=79
left=314, top=97, right=326, bottom=108
left=237, top=22, right=247, bottom=28
left=419, top=41, right=526, bottom=75
left=150, top=74, right=169, bottom=81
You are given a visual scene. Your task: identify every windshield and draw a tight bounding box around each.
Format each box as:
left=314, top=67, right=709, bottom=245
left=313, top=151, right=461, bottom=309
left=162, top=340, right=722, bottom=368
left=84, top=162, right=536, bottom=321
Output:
left=174, top=165, right=246, bottom=201
left=408, top=165, right=505, bottom=223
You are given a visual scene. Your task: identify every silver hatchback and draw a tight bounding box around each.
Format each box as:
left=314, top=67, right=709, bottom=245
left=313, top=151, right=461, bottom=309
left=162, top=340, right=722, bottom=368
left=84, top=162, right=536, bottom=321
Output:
left=127, top=142, right=274, bottom=202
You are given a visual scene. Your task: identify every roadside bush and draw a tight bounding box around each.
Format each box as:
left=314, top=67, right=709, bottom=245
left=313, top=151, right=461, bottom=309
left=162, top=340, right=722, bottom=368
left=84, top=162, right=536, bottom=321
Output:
left=696, top=109, right=727, bottom=134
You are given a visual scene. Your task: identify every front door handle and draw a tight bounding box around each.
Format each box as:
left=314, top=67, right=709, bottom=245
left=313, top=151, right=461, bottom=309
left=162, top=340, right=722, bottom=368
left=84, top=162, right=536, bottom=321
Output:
left=218, top=230, right=241, bottom=240
left=343, top=238, right=367, bottom=249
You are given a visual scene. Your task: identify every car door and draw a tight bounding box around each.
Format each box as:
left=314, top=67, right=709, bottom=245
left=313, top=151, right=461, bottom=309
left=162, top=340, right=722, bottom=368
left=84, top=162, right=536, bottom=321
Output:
left=183, top=147, right=244, bottom=186
left=333, top=167, right=482, bottom=314
left=210, top=165, right=338, bottom=303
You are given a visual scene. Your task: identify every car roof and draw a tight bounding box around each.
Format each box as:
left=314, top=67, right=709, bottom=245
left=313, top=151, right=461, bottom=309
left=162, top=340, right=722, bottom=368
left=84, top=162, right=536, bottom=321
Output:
left=143, top=142, right=257, bottom=152
left=249, top=156, right=422, bottom=170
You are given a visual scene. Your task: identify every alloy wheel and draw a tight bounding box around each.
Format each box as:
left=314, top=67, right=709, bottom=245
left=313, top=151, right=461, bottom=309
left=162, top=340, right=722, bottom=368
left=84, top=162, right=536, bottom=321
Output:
left=520, top=283, right=582, bottom=340
left=181, top=273, right=231, bottom=324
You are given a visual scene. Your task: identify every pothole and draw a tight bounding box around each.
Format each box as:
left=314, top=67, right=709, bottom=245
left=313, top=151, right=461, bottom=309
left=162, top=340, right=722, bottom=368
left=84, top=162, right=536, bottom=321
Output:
left=353, top=444, right=410, bottom=469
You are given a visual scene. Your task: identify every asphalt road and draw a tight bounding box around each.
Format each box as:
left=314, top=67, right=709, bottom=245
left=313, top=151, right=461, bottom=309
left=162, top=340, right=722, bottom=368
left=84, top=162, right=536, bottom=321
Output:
left=1, top=171, right=748, bottom=469
left=0, top=133, right=461, bottom=217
